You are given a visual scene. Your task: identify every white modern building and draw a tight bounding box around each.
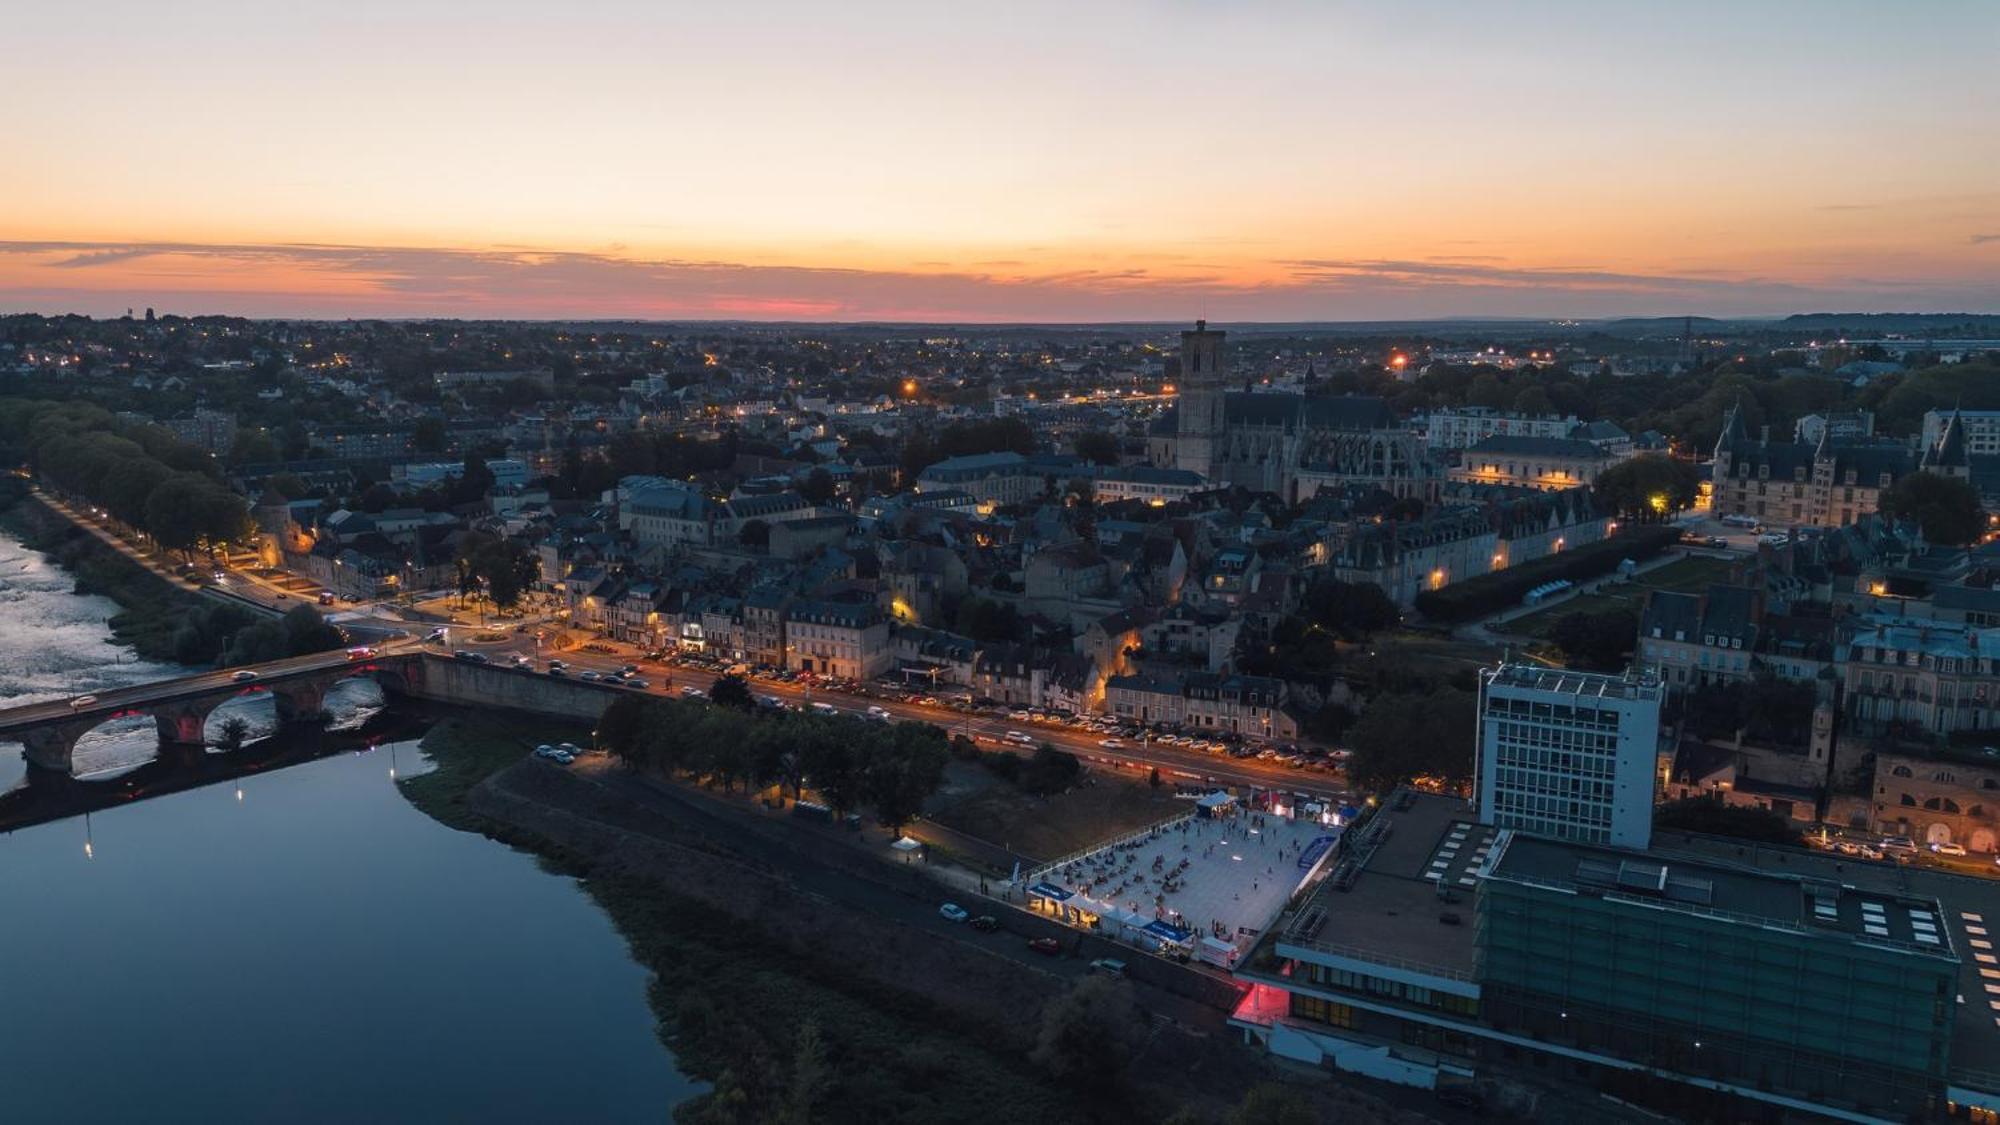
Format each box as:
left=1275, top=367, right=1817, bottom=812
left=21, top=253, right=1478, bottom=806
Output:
left=1474, top=664, right=1664, bottom=849
left=1922, top=408, right=2000, bottom=457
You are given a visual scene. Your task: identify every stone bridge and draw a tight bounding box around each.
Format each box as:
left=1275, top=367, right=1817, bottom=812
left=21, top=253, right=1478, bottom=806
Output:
left=0, top=648, right=629, bottom=775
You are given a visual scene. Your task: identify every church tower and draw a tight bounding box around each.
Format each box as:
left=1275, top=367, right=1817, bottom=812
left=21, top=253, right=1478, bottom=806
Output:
left=1175, top=320, right=1228, bottom=481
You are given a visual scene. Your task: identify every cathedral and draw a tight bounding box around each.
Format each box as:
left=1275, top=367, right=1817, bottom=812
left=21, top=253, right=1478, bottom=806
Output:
left=1148, top=321, right=1437, bottom=505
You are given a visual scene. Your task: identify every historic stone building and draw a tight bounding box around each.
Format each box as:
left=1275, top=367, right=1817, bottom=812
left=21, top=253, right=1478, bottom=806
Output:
left=1710, top=402, right=1915, bottom=528
left=1153, top=321, right=1437, bottom=504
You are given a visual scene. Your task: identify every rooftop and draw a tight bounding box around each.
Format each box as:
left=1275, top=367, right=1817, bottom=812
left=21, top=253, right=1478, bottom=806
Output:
left=1649, top=830, right=2000, bottom=1077
left=1481, top=662, right=1664, bottom=702
left=1274, top=789, right=1483, bottom=982
left=1489, top=833, right=1954, bottom=958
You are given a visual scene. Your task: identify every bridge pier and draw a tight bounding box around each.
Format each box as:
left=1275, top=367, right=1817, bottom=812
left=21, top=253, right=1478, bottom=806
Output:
left=153, top=699, right=219, bottom=748
left=20, top=724, right=85, bottom=775
left=271, top=681, right=328, bottom=726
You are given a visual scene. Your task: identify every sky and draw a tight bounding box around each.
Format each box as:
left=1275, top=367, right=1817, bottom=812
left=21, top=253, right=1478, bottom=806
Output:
left=3, top=0, right=1997, bottom=322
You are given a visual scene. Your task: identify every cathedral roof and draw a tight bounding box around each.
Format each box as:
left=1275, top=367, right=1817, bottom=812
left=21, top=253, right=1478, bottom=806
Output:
left=1220, top=392, right=1395, bottom=432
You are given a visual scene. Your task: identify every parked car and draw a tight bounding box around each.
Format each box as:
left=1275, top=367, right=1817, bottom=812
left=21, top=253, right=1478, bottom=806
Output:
left=970, top=915, right=999, bottom=932
left=231, top=669, right=259, bottom=682
left=69, top=694, right=98, bottom=709
left=938, top=903, right=969, bottom=923
left=1027, top=937, right=1062, bottom=956
left=1087, top=958, right=1127, bottom=977
left=624, top=679, right=650, bottom=690
left=1098, top=738, right=1123, bottom=749
left=1933, top=841, right=1969, bottom=857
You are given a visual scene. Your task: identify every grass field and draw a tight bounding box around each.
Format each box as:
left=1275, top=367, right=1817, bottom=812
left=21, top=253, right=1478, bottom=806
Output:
left=922, top=758, right=1186, bottom=862
left=1496, top=554, right=1739, bottom=639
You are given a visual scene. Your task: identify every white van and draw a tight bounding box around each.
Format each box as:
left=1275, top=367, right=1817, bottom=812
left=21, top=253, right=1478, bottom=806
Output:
left=1004, top=730, right=1035, bottom=745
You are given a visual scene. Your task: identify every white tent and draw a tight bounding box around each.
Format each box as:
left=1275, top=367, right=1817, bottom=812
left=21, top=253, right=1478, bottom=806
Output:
left=890, top=836, right=921, bottom=852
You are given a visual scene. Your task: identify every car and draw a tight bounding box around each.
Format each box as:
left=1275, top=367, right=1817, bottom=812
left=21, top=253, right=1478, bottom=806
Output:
left=558, top=743, right=582, bottom=756
left=970, top=915, right=999, bottom=932
left=533, top=745, right=575, bottom=764
left=510, top=655, right=533, bottom=668
left=546, top=666, right=567, bottom=677
left=1087, top=958, right=1127, bottom=977
left=1027, top=937, right=1062, bottom=956
left=231, top=669, right=259, bottom=682
left=347, top=646, right=376, bottom=660
left=1707, top=536, right=1729, bottom=549
left=1934, top=842, right=1969, bottom=857
left=425, top=628, right=448, bottom=644
left=1879, top=835, right=1919, bottom=854
left=938, top=903, right=969, bottom=923
left=275, top=592, right=289, bottom=600
left=69, top=694, right=98, bottom=709
left=1099, top=738, right=1124, bottom=749
left=546, top=659, right=567, bottom=670
left=462, top=651, right=489, bottom=664
left=624, top=678, right=650, bottom=689
left=621, top=664, right=640, bottom=675
left=579, top=670, right=602, bottom=681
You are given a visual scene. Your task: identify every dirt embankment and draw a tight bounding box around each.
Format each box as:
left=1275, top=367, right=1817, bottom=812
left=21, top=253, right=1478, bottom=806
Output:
left=467, top=760, right=1062, bottom=1052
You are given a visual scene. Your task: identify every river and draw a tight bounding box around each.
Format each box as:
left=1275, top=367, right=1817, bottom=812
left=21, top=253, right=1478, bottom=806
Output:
left=0, top=525, right=699, bottom=1122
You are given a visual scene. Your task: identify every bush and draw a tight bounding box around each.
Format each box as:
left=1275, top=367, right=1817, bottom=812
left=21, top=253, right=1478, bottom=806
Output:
left=1414, top=525, right=1681, bottom=624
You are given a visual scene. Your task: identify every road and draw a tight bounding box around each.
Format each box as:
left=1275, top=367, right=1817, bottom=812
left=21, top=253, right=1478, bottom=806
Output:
left=489, top=637, right=1358, bottom=806
left=0, top=640, right=424, bottom=735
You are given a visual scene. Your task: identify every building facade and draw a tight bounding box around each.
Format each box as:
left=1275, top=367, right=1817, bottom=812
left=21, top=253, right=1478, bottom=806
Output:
left=1476, top=664, right=1664, bottom=849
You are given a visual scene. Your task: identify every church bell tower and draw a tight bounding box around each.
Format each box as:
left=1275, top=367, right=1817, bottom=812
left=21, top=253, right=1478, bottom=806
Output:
left=1175, top=319, right=1228, bottom=481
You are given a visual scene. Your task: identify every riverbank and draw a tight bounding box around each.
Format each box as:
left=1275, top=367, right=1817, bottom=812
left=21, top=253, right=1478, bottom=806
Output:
left=0, top=479, right=200, bottom=662
left=401, top=715, right=1086, bottom=1124
left=401, top=716, right=1437, bottom=1125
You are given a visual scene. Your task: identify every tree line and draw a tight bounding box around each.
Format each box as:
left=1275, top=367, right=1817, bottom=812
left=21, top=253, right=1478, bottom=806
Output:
left=0, top=399, right=253, bottom=559
left=595, top=689, right=950, bottom=831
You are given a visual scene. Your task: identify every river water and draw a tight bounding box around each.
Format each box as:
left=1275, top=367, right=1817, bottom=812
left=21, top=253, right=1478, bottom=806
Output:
left=0, top=526, right=698, bottom=1122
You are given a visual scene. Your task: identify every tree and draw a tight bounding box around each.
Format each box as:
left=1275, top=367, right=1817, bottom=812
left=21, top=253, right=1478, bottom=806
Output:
left=1020, top=744, right=1082, bottom=795
left=412, top=416, right=448, bottom=453
left=797, top=467, right=836, bottom=505
left=738, top=519, right=771, bottom=549
left=1299, top=578, right=1399, bottom=639
left=1547, top=608, right=1638, bottom=671
left=865, top=723, right=948, bottom=831
left=1879, top=471, right=1984, bottom=545
left=597, top=694, right=650, bottom=764
left=1073, top=430, right=1121, bottom=466
left=1030, top=976, right=1144, bottom=1095
left=1346, top=688, right=1476, bottom=792
left=1655, top=796, right=1803, bottom=845
left=279, top=604, right=345, bottom=656
left=1592, top=454, right=1701, bottom=521
left=710, top=673, right=755, bottom=711
left=217, top=716, right=251, bottom=751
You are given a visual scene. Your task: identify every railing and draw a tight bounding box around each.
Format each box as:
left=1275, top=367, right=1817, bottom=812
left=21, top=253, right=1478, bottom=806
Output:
left=1019, top=812, right=1195, bottom=886
left=1269, top=936, right=1478, bottom=983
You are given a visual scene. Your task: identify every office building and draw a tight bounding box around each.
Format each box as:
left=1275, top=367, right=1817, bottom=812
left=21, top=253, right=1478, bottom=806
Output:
left=1476, top=664, right=1663, bottom=849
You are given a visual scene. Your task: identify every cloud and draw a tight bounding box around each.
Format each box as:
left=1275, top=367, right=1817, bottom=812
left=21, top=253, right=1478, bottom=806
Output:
left=1974, top=233, right=2000, bottom=245
left=0, top=239, right=1994, bottom=322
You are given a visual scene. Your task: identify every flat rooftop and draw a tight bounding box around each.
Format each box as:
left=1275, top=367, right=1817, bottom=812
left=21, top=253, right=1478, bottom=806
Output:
left=1036, top=807, right=1333, bottom=951
left=1482, top=662, right=1663, bottom=702
left=1276, top=789, right=1482, bottom=982
left=1491, top=834, right=1953, bottom=954
left=1651, top=830, right=2000, bottom=1079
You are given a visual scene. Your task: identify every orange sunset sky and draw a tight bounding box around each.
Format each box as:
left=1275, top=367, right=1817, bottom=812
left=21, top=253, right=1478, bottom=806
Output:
left=3, top=0, right=1996, bottom=321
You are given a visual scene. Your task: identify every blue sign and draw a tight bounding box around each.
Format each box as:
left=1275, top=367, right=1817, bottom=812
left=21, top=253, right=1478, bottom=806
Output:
left=1297, top=834, right=1336, bottom=870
